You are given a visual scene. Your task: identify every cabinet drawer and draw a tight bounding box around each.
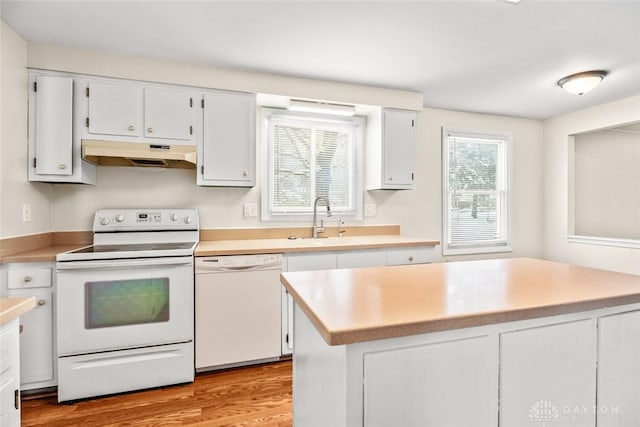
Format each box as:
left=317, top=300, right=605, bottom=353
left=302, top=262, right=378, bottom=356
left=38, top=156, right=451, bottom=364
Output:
left=386, top=247, right=433, bottom=266
left=8, top=268, right=52, bottom=289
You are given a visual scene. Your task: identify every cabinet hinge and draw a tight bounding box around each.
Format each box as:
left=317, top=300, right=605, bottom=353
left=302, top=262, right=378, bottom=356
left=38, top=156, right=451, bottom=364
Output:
left=33, top=157, right=37, bottom=168
left=201, top=98, right=204, bottom=109
left=86, top=87, right=90, bottom=97
left=201, top=165, right=204, bottom=175
left=33, top=82, right=37, bottom=92
left=189, top=125, right=193, bottom=135
left=190, top=98, right=193, bottom=108
left=14, top=389, right=20, bottom=410
left=85, top=117, right=90, bottom=128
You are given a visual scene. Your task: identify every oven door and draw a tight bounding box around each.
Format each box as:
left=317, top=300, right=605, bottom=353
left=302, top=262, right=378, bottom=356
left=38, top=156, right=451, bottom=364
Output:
left=56, top=256, right=193, bottom=356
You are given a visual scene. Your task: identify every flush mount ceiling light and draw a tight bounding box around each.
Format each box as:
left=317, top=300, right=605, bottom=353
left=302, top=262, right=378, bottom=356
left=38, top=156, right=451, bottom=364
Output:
left=288, top=100, right=356, bottom=116
left=557, top=70, right=608, bottom=95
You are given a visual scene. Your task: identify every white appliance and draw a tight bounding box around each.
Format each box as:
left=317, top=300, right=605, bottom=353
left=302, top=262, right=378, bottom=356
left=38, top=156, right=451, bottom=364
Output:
left=195, top=254, right=282, bottom=371
left=56, top=209, right=198, bottom=402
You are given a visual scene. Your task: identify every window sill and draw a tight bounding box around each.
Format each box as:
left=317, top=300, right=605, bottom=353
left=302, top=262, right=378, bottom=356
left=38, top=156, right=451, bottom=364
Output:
left=567, top=235, right=640, bottom=250
left=443, top=244, right=513, bottom=256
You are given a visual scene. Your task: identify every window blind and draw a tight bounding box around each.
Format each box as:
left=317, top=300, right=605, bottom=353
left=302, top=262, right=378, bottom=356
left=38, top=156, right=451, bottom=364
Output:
left=443, top=130, right=510, bottom=254
left=268, top=115, right=359, bottom=215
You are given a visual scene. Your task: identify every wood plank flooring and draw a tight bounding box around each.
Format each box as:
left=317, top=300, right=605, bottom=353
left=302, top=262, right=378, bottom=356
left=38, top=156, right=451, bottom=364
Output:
left=21, top=361, right=292, bottom=427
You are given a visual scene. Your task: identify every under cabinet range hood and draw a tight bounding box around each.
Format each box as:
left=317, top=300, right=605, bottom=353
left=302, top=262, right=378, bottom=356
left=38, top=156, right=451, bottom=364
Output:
left=81, top=140, right=197, bottom=169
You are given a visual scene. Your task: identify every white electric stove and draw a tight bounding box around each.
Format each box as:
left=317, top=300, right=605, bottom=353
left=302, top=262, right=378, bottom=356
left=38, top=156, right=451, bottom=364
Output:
left=56, top=208, right=199, bottom=402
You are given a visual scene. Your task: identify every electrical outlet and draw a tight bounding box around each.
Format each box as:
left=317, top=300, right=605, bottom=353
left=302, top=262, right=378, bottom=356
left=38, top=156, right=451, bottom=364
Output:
left=365, top=203, right=377, bottom=217
left=22, top=203, right=32, bottom=222
left=243, top=203, right=258, bottom=218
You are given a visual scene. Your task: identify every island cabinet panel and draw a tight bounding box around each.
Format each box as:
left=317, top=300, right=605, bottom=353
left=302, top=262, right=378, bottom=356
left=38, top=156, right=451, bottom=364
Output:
left=499, top=319, right=596, bottom=427
left=363, top=335, right=498, bottom=427
left=597, top=310, right=640, bottom=427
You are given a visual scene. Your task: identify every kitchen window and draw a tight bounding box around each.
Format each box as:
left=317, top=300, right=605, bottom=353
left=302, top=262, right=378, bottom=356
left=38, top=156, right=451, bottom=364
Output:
left=442, top=128, right=512, bottom=255
left=261, top=109, right=363, bottom=221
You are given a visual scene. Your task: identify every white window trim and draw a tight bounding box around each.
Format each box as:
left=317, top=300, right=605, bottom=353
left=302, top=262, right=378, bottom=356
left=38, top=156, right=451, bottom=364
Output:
left=260, top=108, right=364, bottom=222
left=441, top=127, right=513, bottom=256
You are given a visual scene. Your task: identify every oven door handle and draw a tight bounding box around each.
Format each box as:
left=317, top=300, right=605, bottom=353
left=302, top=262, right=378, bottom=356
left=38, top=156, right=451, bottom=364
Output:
left=56, top=257, right=193, bottom=271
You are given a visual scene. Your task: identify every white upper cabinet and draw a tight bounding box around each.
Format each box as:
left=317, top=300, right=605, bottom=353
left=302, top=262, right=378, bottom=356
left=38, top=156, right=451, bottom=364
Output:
left=198, top=90, right=256, bottom=187
left=366, top=108, right=417, bottom=190
left=28, top=72, right=96, bottom=184
left=83, top=78, right=197, bottom=146
left=87, top=81, right=142, bottom=138
left=144, top=88, right=193, bottom=141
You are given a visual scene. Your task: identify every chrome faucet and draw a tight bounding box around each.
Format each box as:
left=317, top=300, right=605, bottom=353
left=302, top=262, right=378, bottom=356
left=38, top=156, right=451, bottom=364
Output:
left=312, top=196, right=332, bottom=238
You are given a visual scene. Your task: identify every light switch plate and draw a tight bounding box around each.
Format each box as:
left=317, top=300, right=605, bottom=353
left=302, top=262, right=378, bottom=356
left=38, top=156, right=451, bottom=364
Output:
left=243, top=203, right=258, bottom=218
left=365, top=203, right=377, bottom=217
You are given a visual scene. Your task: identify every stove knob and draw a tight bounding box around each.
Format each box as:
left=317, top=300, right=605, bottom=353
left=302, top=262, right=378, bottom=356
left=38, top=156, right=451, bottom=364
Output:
left=99, top=217, right=110, bottom=226
left=171, top=213, right=180, bottom=221
left=115, top=214, right=125, bottom=222
left=184, top=216, right=193, bottom=225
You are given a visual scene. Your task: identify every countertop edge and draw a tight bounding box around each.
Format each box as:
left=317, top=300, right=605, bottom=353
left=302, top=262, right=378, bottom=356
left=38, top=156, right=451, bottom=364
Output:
left=0, top=296, right=37, bottom=326
left=323, top=295, right=640, bottom=346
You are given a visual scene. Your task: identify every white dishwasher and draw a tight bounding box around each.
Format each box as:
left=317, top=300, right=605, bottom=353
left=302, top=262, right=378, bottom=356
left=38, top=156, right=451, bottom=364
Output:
left=195, top=254, right=282, bottom=371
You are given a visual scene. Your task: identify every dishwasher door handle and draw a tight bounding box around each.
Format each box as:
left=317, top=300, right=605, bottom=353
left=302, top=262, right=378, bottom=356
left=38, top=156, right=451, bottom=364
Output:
left=197, top=263, right=280, bottom=272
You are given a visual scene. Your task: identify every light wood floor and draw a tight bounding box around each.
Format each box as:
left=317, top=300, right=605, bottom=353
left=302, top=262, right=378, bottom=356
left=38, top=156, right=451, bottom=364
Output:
left=21, top=361, right=292, bottom=427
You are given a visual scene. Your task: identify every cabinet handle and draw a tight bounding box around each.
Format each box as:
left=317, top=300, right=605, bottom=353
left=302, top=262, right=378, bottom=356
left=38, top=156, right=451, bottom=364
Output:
left=24, top=276, right=33, bottom=283
left=58, top=164, right=66, bottom=170
left=37, top=299, right=46, bottom=306
left=147, top=127, right=154, bottom=133
left=128, top=125, right=135, bottom=131
left=19, top=324, right=24, bottom=334
left=242, top=171, right=248, bottom=177
left=389, top=176, right=393, bottom=181
left=14, top=389, right=20, bottom=410
left=408, top=256, right=414, bottom=262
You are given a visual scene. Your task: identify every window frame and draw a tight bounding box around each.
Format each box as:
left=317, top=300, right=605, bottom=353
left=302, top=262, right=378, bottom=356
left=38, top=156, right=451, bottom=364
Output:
left=260, top=108, right=364, bottom=222
left=441, top=127, right=513, bottom=256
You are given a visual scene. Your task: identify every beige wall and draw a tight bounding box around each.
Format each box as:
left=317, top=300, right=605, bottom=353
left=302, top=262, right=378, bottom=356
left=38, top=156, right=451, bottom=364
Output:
left=573, top=129, right=640, bottom=240
left=0, top=22, right=51, bottom=239
left=543, top=95, right=640, bottom=274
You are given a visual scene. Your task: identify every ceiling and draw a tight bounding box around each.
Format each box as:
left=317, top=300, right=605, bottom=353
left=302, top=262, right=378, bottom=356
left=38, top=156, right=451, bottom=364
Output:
left=2, top=0, right=640, bottom=120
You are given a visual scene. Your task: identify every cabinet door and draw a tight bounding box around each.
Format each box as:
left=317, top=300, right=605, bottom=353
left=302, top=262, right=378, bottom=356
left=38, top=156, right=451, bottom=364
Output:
left=34, top=75, right=73, bottom=176
left=364, top=335, right=498, bottom=427
left=0, top=320, right=20, bottom=426
left=597, top=310, right=640, bottom=427
left=16, top=292, right=54, bottom=386
left=283, top=253, right=337, bottom=354
left=200, top=91, right=256, bottom=186
left=87, top=81, right=142, bottom=137
left=144, top=88, right=193, bottom=141
left=383, top=109, right=416, bottom=187
left=500, top=320, right=596, bottom=427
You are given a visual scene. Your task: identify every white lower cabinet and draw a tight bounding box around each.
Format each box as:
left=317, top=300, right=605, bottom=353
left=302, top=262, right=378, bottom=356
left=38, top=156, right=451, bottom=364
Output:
left=597, top=310, right=640, bottom=427
left=363, top=335, right=497, bottom=427
left=499, top=319, right=596, bottom=427
left=282, top=246, right=434, bottom=355
left=0, top=319, right=21, bottom=427
left=5, top=263, right=56, bottom=391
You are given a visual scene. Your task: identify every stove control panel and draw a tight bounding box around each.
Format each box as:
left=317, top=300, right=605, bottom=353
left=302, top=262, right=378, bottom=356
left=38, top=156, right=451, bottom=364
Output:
left=94, top=209, right=199, bottom=232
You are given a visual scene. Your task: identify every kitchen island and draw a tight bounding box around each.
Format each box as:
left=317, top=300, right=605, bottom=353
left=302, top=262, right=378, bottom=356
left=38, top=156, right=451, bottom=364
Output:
left=280, top=258, right=640, bottom=427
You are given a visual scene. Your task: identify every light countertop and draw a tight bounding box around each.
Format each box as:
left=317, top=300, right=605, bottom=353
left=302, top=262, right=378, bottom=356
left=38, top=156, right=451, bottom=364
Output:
left=195, top=235, right=439, bottom=256
left=0, top=297, right=36, bottom=326
left=280, top=257, right=640, bottom=346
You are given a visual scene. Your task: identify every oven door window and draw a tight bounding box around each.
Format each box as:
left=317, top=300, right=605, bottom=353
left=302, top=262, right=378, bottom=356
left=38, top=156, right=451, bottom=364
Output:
left=85, top=278, right=170, bottom=329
